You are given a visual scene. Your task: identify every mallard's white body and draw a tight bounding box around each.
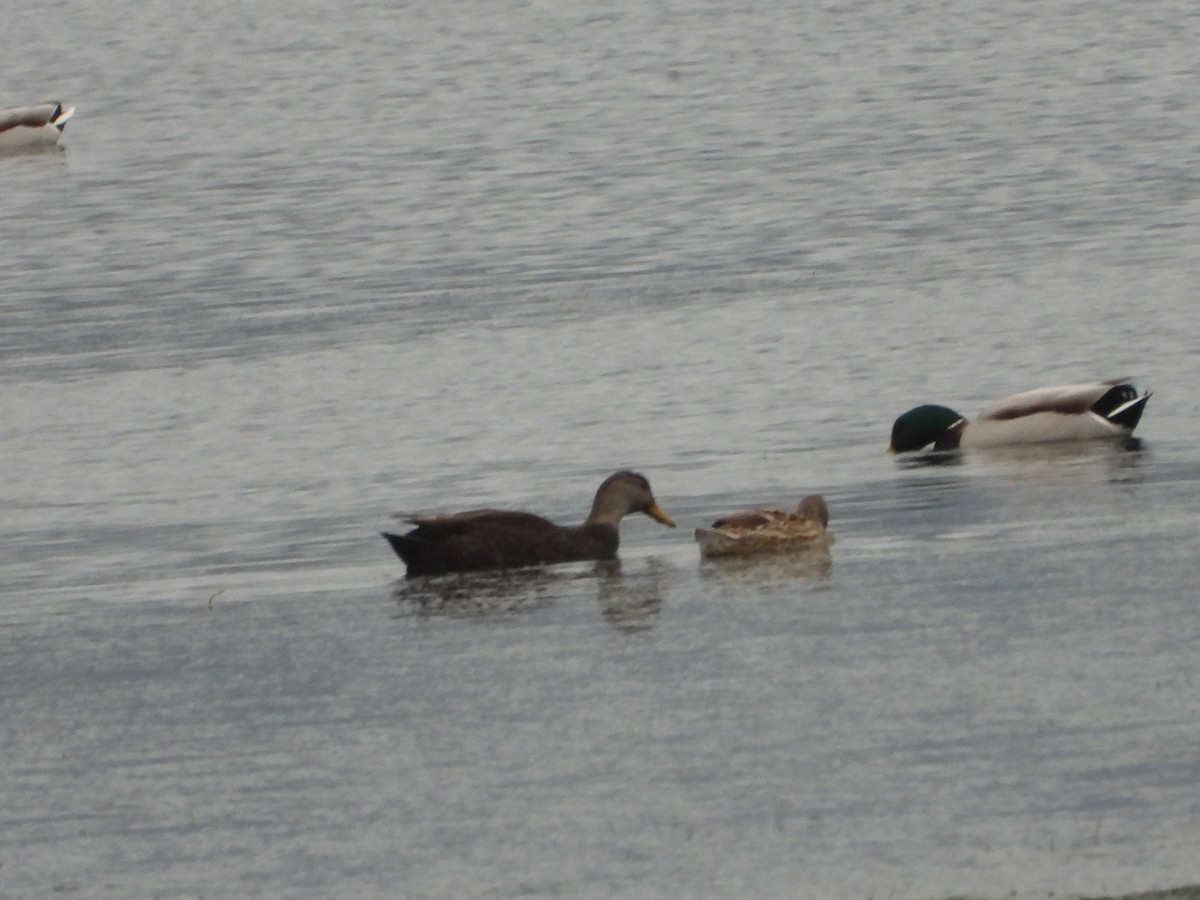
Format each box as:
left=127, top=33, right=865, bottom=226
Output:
left=0, top=102, right=75, bottom=152
left=889, top=380, right=1151, bottom=453
left=962, top=383, right=1149, bottom=447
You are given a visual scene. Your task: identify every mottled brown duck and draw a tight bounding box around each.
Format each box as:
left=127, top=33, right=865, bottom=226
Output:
left=695, top=494, right=833, bottom=559
left=382, top=470, right=675, bottom=577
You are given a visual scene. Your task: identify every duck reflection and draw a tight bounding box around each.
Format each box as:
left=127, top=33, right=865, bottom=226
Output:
left=893, top=449, right=965, bottom=470
left=970, top=435, right=1147, bottom=484
left=393, top=567, right=562, bottom=618
left=698, top=544, right=833, bottom=587
left=894, top=436, right=1145, bottom=482
left=971, top=435, right=1143, bottom=462
left=594, top=558, right=665, bottom=633
left=392, top=558, right=666, bottom=632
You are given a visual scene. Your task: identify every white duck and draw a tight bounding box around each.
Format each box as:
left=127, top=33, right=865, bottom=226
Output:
left=888, top=380, right=1151, bottom=453
left=0, top=102, right=75, bottom=153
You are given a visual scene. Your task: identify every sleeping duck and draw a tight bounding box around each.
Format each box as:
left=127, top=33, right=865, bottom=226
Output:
left=0, top=102, right=75, bottom=152
left=695, top=494, right=833, bottom=558
left=382, top=470, right=676, bottom=577
left=888, top=380, right=1151, bottom=453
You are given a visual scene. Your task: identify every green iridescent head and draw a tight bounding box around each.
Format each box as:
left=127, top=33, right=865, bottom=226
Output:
left=888, top=404, right=965, bottom=453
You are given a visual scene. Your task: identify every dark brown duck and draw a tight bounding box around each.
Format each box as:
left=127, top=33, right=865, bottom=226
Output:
left=382, top=470, right=676, bottom=577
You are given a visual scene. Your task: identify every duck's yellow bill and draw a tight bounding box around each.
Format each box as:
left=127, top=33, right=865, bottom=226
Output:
left=646, top=503, right=676, bottom=528
left=886, top=444, right=897, bottom=454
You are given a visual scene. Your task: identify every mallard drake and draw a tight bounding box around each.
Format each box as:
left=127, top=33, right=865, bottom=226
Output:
left=0, top=102, right=75, bottom=152
left=695, top=494, right=833, bottom=558
left=382, top=470, right=676, bottom=577
left=888, top=380, right=1151, bottom=453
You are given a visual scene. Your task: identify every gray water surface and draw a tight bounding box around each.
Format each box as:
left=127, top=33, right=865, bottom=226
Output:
left=3, top=0, right=1200, bottom=897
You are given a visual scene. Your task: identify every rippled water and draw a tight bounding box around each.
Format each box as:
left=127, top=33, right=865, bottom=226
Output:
left=4, top=0, right=1200, bottom=897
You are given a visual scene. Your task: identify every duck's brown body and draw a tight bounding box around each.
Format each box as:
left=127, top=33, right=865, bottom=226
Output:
left=695, top=494, right=832, bottom=559
left=384, top=513, right=622, bottom=577
left=383, top=471, right=674, bottom=578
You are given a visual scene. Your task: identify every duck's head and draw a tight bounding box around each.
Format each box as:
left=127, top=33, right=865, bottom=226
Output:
left=589, top=471, right=676, bottom=528
left=888, top=405, right=965, bottom=453
left=795, top=494, right=830, bottom=528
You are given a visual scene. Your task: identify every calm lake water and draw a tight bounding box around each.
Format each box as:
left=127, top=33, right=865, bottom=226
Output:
left=3, top=0, right=1200, bottom=897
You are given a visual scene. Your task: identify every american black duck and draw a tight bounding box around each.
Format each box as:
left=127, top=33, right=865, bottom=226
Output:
left=382, top=470, right=676, bottom=577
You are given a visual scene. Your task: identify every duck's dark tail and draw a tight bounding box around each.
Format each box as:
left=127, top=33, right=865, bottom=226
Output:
left=381, top=532, right=415, bottom=565
left=1092, top=383, right=1151, bottom=431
